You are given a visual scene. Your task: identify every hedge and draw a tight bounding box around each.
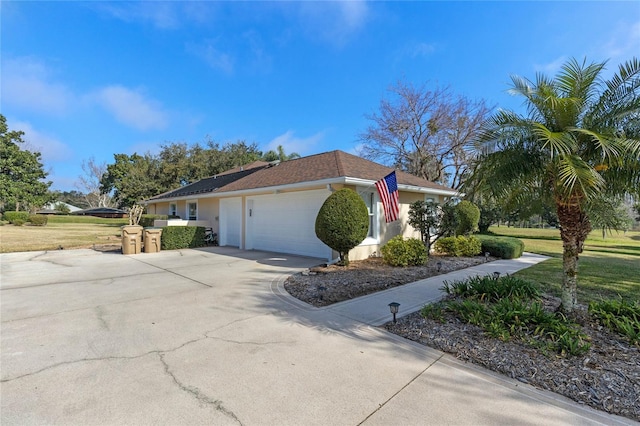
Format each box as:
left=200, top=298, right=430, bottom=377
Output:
left=434, top=235, right=482, bottom=257
left=3, top=211, right=30, bottom=224
left=381, top=236, right=427, bottom=267
left=475, top=234, right=524, bottom=259
left=140, top=214, right=168, bottom=228
left=28, top=214, right=48, bottom=226
left=160, top=226, right=206, bottom=250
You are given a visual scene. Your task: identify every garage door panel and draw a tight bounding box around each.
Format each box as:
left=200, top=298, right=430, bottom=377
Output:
left=248, top=191, right=330, bottom=259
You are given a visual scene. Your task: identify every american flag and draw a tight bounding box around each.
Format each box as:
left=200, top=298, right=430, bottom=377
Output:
left=375, top=171, right=400, bottom=223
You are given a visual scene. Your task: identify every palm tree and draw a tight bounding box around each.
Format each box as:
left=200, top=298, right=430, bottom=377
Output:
left=466, top=58, right=640, bottom=312
left=262, top=145, right=301, bottom=162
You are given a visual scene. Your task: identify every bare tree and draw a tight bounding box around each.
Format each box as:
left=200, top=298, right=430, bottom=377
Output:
left=76, top=157, right=114, bottom=208
left=358, top=81, right=492, bottom=189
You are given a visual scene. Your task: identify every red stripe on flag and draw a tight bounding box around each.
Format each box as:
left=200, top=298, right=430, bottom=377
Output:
left=375, top=172, right=400, bottom=223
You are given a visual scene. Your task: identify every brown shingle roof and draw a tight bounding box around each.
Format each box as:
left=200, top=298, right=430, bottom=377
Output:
left=217, top=150, right=454, bottom=193
left=148, top=150, right=455, bottom=201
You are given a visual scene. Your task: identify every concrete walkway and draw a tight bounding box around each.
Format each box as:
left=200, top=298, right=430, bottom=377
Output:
left=326, top=252, right=551, bottom=325
left=1, top=248, right=636, bottom=425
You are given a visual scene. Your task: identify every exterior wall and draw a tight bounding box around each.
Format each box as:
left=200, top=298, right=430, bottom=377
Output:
left=348, top=190, right=423, bottom=261
left=147, top=185, right=451, bottom=262
left=197, top=198, right=219, bottom=233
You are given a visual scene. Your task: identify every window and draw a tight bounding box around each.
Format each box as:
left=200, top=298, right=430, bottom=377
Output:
left=187, top=202, right=197, bottom=220
left=361, top=191, right=376, bottom=239
left=169, top=203, right=177, bottom=217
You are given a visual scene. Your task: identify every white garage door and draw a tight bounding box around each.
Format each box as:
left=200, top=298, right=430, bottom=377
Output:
left=219, top=197, right=242, bottom=247
left=246, top=190, right=331, bottom=259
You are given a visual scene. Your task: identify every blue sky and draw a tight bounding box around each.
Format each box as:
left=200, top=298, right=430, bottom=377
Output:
left=2, top=1, right=639, bottom=191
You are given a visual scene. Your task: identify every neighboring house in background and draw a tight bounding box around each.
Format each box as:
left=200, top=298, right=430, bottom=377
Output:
left=38, top=202, right=83, bottom=215
left=73, top=207, right=128, bottom=218
left=145, top=150, right=458, bottom=261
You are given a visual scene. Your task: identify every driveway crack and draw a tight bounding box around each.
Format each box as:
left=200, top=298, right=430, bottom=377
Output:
left=356, top=353, right=444, bottom=426
left=158, top=353, right=243, bottom=425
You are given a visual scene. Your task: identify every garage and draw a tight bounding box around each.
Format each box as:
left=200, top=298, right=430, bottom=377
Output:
left=245, top=190, right=332, bottom=259
left=219, top=197, right=242, bottom=247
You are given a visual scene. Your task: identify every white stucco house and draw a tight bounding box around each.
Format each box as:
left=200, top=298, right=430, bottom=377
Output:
left=145, top=150, right=458, bottom=261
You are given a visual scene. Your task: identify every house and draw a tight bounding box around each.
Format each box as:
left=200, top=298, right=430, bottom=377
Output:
left=145, top=150, right=458, bottom=261
left=38, top=202, right=82, bottom=215
left=73, top=207, right=128, bottom=218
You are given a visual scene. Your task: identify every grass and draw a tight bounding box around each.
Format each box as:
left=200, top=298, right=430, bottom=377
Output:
left=489, top=226, right=640, bottom=304
left=0, top=216, right=128, bottom=253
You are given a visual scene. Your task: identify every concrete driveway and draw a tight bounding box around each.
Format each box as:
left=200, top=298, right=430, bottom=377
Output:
left=1, top=248, right=633, bottom=425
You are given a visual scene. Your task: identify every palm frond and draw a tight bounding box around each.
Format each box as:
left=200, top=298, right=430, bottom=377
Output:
left=556, top=58, right=606, bottom=103
left=569, top=127, right=621, bottom=159
left=530, top=123, right=575, bottom=156
left=555, top=155, right=605, bottom=201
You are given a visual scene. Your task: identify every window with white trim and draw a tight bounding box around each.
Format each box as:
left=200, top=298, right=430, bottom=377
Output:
left=360, top=191, right=377, bottom=240
left=187, top=201, right=197, bottom=220
left=169, top=203, right=177, bottom=217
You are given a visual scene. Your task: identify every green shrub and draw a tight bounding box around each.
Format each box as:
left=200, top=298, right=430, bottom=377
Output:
left=441, top=275, right=540, bottom=302
left=28, top=214, right=48, bottom=226
left=475, top=234, right=524, bottom=259
left=436, top=275, right=589, bottom=356
left=381, top=236, right=427, bottom=266
left=140, top=214, right=168, bottom=228
left=12, top=219, right=26, bottom=226
left=160, top=226, right=206, bottom=250
left=3, top=211, right=30, bottom=224
left=434, top=235, right=482, bottom=257
left=459, top=235, right=481, bottom=256
left=589, top=299, right=640, bottom=344
left=315, top=188, right=369, bottom=266
left=454, top=200, right=480, bottom=236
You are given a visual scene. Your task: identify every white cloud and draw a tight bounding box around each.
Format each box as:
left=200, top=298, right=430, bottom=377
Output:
left=1, top=56, right=74, bottom=115
left=296, top=1, right=369, bottom=46
left=534, top=56, right=568, bottom=75
left=265, top=130, right=325, bottom=156
left=186, top=40, right=235, bottom=74
left=9, top=119, right=73, bottom=163
left=600, top=20, right=640, bottom=62
left=92, top=85, right=168, bottom=131
left=96, top=2, right=219, bottom=30
left=97, top=2, right=181, bottom=29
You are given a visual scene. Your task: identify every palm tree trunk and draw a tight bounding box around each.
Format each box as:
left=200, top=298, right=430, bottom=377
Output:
left=557, top=202, right=591, bottom=313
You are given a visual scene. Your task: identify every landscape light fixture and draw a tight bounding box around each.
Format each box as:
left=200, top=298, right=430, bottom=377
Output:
left=318, top=285, right=326, bottom=301
left=485, top=252, right=490, bottom=262
left=436, top=261, right=442, bottom=272
left=388, top=302, right=400, bottom=324
left=493, top=271, right=501, bottom=279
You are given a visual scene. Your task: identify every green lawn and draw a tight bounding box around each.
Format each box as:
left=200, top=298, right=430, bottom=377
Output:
left=0, top=216, right=127, bottom=253
left=488, top=226, right=640, bottom=303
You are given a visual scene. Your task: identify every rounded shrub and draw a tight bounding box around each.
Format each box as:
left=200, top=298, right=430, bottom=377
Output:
left=315, top=188, right=369, bottom=266
left=3, top=211, right=30, bottom=224
left=475, top=234, right=524, bottom=259
left=455, top=200, right=480, bottom=236
left=381, top=236, right=427, bottom=267
left=28, top=214, right=48, bottom=226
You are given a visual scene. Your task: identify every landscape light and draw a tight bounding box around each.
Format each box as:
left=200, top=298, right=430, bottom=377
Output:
left=493, top=271, right=501, bottom=279
left=388, top=302, right=400, bottom=323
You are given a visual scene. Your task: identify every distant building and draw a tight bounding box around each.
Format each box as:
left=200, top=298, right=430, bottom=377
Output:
left=72, top=207, right=128, bottom=218
left=37, top=202, right=83, bottom=215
